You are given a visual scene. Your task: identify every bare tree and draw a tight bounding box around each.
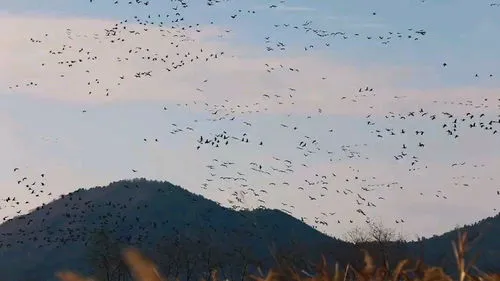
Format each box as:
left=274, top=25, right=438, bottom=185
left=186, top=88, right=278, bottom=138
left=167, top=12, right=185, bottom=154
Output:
left=344, top=220, right=402, bottom=244
left=168, top=235, right=184, bottom=279
left=227, top=244, right=256, bottom=281
left=154, top=238, right=174, bottom=278
left=198, top=236, right=222, bottom=281
left=343, top=220, right=407, bottom=268
left=343, top=225, right=372, bottom=245
left=371, top=221, right=394, bottom=241
left=155, top=234, right=206, bottom=281
left=181, top=237, right=199, bottom=281
left=87, top=229, right=131, bottom=281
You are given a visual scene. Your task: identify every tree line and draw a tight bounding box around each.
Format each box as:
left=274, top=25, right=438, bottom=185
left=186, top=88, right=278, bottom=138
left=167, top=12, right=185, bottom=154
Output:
left=85, top=220, right=411, bottom=281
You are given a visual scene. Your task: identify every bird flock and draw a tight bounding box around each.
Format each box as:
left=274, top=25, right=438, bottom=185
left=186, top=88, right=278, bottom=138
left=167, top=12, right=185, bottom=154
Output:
left=2, top=0, right=500, bottom=241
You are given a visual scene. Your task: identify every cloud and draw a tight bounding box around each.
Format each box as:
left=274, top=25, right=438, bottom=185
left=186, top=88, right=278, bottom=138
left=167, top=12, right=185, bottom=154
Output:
left=326, top=15, right=388, bottom=29
left=5, top=13, right=497, bottom=118
left=253, top=4, right=317, bottom=12
left=275, top=6, right=317, bottom=12
left=2, top=13, right=499, bottom=120
left=0, top=113, right=27, bottom=165
left=1, top=13, right=500, bottom=239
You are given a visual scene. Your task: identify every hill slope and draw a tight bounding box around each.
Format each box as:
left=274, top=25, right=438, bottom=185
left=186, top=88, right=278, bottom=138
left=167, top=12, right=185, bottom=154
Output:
left=407, top=212, right=500, bottom=274
left=0, top=179, right=353, bottom=281
left=0, top=179, right=498, bottom=281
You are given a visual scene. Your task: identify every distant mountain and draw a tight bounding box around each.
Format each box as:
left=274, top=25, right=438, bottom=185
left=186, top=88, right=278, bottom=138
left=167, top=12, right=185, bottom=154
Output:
left=406, top=212, right=500, bottom=274
left=0, top=179, right=355, bottom=281
left=0, top=179, right=497, bottom=281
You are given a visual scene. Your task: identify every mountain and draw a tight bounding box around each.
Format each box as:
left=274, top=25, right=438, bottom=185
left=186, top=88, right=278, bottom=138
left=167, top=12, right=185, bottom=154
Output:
left=0, top=179, right=355, bottom=281
left=0, top=179, right=497, bottom=281
left=406, top=212, right=500, bottom=274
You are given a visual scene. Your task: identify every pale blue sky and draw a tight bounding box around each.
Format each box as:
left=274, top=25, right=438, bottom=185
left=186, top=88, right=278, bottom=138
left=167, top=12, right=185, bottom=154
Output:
left=2, top=0, right=500, bottom=68
left=0, top=0, right=499, bottom=239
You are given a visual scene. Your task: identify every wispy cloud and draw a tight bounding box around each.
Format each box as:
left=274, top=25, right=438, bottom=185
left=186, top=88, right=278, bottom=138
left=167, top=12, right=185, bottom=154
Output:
left=253, top=5, right=317, bottom=12
left=326, top=15, right=388, bottom=29
left=4, top=13, right=493, bottom=118
left=1, top=12, right=500, bottom=239
left=275, top=5, right=317, bottom=12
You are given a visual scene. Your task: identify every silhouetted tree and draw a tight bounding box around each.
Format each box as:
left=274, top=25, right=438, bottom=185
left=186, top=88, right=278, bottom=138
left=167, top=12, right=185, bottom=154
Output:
left=343, top=225, right=372, bottom=245
left=344, top=221, right=407, bottom=268
left=198, top=235, right=223, bottom=281
left=87, top=229, right=131, bottom=281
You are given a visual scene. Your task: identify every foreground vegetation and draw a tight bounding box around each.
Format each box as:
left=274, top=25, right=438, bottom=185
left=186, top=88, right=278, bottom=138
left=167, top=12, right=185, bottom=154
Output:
left=56, top=232, right=499, bottom=281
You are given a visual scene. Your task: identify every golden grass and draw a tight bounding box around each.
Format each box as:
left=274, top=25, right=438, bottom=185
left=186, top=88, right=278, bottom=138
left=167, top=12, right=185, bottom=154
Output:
left=56, top=231, right=499, bottom=281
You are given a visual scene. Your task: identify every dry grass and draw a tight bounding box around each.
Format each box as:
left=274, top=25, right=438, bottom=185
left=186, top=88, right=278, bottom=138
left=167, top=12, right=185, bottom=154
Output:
left=56, top=232, right=499, bottom=281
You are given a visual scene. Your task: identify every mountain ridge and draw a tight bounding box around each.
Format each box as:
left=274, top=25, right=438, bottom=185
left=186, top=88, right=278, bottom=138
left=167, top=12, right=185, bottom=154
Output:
left=0, top=179, right=498, bottom=281
left=0, top=179, right=351, bottom=281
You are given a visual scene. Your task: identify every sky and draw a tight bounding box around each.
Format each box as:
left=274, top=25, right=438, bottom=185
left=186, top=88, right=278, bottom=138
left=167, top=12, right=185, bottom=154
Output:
left=0, top=0, right=500, bottom=240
